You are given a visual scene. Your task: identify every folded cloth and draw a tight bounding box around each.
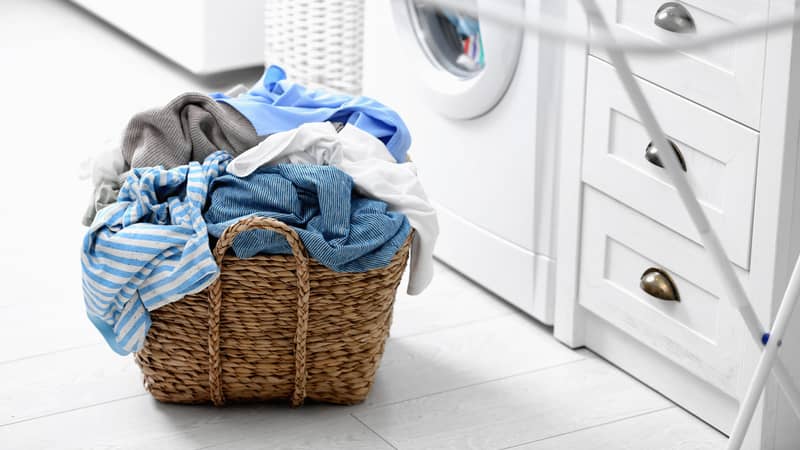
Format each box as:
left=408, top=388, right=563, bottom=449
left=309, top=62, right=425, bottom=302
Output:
left=227, top=122, right=438, bottom=295
left=81, top=151, right=231, bottom=355
left=205, top=164, right=411, bottom=273
left=211, top=65, right=411, bottom=163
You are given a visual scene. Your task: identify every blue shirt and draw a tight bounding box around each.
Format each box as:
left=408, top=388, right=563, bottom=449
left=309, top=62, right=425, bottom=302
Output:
left=211, top=66, right=411, bottom=163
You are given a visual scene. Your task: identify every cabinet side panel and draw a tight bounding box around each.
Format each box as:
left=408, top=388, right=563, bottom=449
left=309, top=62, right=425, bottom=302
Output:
left=753, top=1, right=800, bottom=448
left=769, top=123, right=800, bottom=450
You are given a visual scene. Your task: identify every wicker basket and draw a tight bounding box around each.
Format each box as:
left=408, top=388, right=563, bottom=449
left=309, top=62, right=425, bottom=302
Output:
left=134, top=216, right=411, bottom=406
left=264, top=0, right=365, bottom=95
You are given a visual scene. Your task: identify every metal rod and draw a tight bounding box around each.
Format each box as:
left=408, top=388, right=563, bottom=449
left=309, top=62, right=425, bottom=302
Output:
left=728, top=256, right=800, bottom=448
left=423, top=0, right=800, bottom=54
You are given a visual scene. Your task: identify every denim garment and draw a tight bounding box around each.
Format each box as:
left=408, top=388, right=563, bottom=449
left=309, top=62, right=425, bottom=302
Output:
left=226, top=122, right=438, bottom=295
left=211, top=65, right=411, bottom=163
left=81, top=151, right=231, bottom=355
left=205, top=164, right=411, bottom=272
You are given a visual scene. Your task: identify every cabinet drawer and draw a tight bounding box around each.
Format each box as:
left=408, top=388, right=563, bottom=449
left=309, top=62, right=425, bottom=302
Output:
left=589, top=0, right=767, bottom=128
left=578, top=187, right=747, bottom=396
left=582, top=58, right=758, bottom=269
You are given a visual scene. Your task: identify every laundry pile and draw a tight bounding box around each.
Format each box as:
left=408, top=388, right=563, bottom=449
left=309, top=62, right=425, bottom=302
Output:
left=80, top=66, right=438, bottom=355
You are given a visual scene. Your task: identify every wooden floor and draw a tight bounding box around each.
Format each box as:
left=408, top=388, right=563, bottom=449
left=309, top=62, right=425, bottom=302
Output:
left=0, top=1, right=726, bottom=448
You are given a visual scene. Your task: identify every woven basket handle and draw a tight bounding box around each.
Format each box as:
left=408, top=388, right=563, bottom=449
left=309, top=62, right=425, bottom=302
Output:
left=206, top=216, right=311, bottom=407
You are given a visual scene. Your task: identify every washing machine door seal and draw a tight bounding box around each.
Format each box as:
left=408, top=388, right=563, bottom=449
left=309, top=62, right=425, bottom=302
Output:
left=391, top=0, right=524, bottom=119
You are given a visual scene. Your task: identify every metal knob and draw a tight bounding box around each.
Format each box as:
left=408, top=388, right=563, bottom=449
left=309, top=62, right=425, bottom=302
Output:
left=645, top=140, right=687, bottom=172
left=640, top=268, right=681, bottom=302
left=654, top=2, right=696, bottom=34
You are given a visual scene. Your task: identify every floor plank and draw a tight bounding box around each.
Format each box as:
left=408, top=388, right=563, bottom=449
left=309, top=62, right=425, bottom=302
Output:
left=390, top=263, right=515, bottom=339
left=355, top=358, right=673, bottom=449
left=362, top=314, right=584, bottom=408
left=0, top=397, right=391, bottom=450
left=200, top=414, right=394, bottom=450
left=0, top=300, right=102, bottom=364
left=513, top=407, right=725, bottom=450
left=0, top=344, right=143, bottom=426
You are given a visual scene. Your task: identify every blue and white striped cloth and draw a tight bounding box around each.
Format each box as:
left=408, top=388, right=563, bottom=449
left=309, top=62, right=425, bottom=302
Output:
left=81, top=151, right=231, bottom=355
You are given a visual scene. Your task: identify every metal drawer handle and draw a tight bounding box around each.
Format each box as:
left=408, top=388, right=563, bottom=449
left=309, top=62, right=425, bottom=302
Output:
left=654, top=2, right=696, bottom=34
left=645, top=139, right=687, bottom=172
left=640, top=268, right=681, bottom=302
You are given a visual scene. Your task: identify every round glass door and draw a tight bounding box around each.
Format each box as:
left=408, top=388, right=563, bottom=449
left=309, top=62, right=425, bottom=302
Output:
left=392, top=0, right=523, bottom=119
left=411, top=2, right=485, bottom=79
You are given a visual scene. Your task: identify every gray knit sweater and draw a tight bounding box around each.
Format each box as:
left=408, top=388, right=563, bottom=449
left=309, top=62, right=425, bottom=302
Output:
left=122, top=92, right=263, bottom=169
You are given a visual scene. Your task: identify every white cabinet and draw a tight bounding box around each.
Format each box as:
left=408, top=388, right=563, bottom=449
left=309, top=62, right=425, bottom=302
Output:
left=579, top=187, right=747, bottom=397
left=555, top=0, right=800, bottom=448
left=583, top=59, right=759, bottom=268
left=589, top=0, right=768, bottom=128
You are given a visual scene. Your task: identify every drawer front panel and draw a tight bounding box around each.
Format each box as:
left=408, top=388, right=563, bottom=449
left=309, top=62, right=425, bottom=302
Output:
left=583, top=58, right=759, bottom=269
left=578, top=187, right=747, bottom=396
left=590, top=0, right=768, bottom=127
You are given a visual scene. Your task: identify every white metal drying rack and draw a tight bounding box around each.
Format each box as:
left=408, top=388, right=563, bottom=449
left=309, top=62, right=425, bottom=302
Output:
left=421, top=0, right=800, bottom=448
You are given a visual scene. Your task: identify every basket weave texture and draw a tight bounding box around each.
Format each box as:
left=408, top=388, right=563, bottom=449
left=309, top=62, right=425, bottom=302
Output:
left=134, top=216, right=411, bottom=406
left=264, top=0, right=365, bottom=95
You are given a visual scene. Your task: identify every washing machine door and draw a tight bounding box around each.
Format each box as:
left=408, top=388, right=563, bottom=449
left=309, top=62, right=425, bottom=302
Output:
left=391, top=0, right=524, bottom=119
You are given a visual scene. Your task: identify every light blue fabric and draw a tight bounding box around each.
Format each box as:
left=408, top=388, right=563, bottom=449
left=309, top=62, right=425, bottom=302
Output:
left=211, top=66, right=411, bottom=163
left=81, top=151, right=231, bottom=355
left=205, top=164, right=411, bottom=272
left=444, top=12, right=481, bottom=36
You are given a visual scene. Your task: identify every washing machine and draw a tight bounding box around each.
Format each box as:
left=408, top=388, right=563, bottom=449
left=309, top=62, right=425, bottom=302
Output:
left=364, top=0, right=564, bottom=323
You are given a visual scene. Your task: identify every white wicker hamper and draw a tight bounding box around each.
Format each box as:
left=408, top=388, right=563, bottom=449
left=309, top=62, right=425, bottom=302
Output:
left=265, top=0, right=365, bottom=95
